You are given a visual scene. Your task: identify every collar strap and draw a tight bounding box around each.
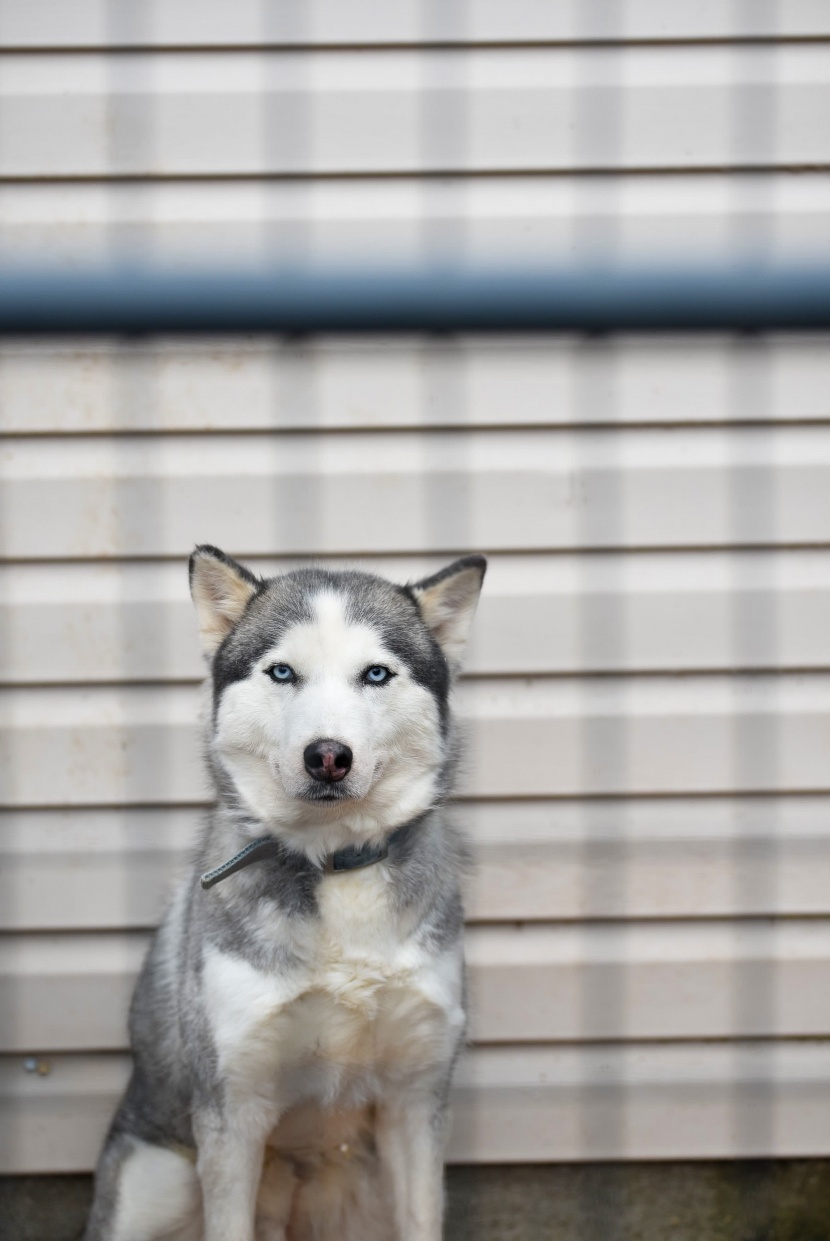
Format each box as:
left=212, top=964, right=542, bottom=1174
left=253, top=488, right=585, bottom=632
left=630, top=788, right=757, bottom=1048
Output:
left=200, top=824, right=410, bottom=891
left=200, top=838, right=283, bottom=890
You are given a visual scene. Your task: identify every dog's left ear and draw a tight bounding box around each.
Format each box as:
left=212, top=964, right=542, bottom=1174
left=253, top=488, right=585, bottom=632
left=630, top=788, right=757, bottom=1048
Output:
left=410, top=555, right=487, bottom=671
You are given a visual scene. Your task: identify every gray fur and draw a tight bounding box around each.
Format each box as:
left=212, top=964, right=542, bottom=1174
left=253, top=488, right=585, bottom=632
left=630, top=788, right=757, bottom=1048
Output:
left=84, top=551, right=485, bottom=1241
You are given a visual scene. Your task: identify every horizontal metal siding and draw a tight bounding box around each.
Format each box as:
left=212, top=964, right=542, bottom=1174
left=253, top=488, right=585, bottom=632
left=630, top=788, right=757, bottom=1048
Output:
left=0, top=0, right=827, bottom=47
left=1, top=335, right=830, bottom=434
left=0, top=47, right=827, bottom=178
left=6, top=921, right=830, bottom=1050
left=5, top=550, right=830, bottom=682
left=3, top=796, right=829, bottom=930
left=1, top=176, right=829, bottom=265
left=3, top=675, right=830, bottom=804
left=4, top=1045, right=830, bottom=1172
left=4, top=427, right=830, bottom=558
left=2, top=16, right=829, bottom=1177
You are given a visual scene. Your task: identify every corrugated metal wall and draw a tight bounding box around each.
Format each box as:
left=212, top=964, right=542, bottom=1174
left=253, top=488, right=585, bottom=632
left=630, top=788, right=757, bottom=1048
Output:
left=2, top=0, right=830, bottom=1173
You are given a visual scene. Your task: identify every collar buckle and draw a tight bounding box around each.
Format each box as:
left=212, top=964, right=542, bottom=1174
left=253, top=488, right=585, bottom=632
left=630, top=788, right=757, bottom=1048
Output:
left=324, top=841, right=389, bottom=875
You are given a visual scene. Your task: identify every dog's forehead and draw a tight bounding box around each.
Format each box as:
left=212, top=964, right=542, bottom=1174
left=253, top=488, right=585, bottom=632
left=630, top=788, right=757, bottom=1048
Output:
left=263, top=576, right=420, bottom=657
left=280, top=588, right=387, bottom=652
left=263, top=568, right=419, bottom=642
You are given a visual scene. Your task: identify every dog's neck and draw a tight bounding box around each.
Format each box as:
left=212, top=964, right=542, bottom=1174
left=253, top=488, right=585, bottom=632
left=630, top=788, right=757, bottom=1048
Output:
left=200, top=825, right=416, bottom=890
left=201, top=795, right=425, bottom=892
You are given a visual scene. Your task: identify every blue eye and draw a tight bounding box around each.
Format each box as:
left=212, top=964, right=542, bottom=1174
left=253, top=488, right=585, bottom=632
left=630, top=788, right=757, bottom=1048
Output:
left=363, top=665, right=393, bottom=685
left=267, top=664, right=296, bottom=683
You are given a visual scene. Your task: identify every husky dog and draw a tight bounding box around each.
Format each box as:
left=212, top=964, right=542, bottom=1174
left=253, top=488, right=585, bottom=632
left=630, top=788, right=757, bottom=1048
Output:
left=84, top=546, right=486, bottom=1241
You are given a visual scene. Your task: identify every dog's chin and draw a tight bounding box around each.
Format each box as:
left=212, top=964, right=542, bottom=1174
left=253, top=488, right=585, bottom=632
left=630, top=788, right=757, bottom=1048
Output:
left=299, top=783, right=355, bottom=805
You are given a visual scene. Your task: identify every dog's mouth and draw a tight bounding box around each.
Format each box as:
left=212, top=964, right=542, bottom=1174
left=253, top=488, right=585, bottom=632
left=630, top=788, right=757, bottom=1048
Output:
left=300, top=783, right=353, bottom=803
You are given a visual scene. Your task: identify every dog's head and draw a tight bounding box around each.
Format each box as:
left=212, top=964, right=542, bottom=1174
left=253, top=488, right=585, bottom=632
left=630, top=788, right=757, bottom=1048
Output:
left=189, top=546, right=486, bottom=851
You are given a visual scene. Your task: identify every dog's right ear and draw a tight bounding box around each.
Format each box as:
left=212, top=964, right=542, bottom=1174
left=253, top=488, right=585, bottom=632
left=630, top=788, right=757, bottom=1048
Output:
left=189, top=545, right=259, bottom=657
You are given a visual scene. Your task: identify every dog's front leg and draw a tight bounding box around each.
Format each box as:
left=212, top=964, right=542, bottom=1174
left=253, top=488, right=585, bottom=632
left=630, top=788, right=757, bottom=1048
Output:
left=195, top=1105, right=274, bottom=1241
left=376, top=1092, right=448, bottom=1241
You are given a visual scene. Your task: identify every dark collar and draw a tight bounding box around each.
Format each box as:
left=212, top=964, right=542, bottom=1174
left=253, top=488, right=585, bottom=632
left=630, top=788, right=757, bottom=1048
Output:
left=200, top=822, right=413, bottom=891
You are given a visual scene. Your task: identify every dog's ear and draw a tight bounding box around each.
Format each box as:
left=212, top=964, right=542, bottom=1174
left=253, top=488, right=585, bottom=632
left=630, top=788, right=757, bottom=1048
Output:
left=189, top=545, right=259, bottom=657
left=410, top=555, right=487, bottom=671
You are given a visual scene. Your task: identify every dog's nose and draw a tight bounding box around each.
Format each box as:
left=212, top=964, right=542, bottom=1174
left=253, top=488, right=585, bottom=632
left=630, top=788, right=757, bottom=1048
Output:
left=304, top=739, right=353, bottom=783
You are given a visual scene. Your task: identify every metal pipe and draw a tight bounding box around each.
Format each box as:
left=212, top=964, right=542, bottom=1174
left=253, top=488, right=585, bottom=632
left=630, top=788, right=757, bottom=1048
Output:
left=0, top=260, right=829, bottom=333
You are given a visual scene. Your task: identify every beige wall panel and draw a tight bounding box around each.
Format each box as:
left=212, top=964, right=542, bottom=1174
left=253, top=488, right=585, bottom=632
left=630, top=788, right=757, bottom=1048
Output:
left=4, top=921, right=830, bottom=1051
left=1, top=176, right=829, bottom=265
left=0, top=933, right=143, bottom=1052
left=467, top=921, right=830, bottom=1042
left=3, top=551, right=830, bottom=684
left=0, top=47, right=827, bottom=177
left=452, top=1042, right=830, bottom=1163
left=3, top=426, right=829, bottom=560
left=4, top=796, right=828, bottom=931
left=4, top=1041, right=830, bottom=1172
left=469, top=796, right=830, bottom=923
left=0, top=0, right=825, bottom=48
left=0, top=1053, right=128, bottom=1175
left=462, top=674, right=830, bottom=798
left=0, top=685, right=206, bottom=808
left=0, top=808, right=192, bottom=931
left=3, top=333, right=830, bottom=435
left=2, top=675, right=829, bottom=806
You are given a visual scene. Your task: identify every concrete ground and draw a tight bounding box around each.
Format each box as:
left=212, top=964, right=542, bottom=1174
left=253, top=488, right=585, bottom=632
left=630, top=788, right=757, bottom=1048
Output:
left=3, top=1161, right=830, bottom=1241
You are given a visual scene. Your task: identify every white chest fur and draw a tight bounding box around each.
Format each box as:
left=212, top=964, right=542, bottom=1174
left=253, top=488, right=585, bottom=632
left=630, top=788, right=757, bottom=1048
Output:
left=201, top=867, right=464, bottom=1118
